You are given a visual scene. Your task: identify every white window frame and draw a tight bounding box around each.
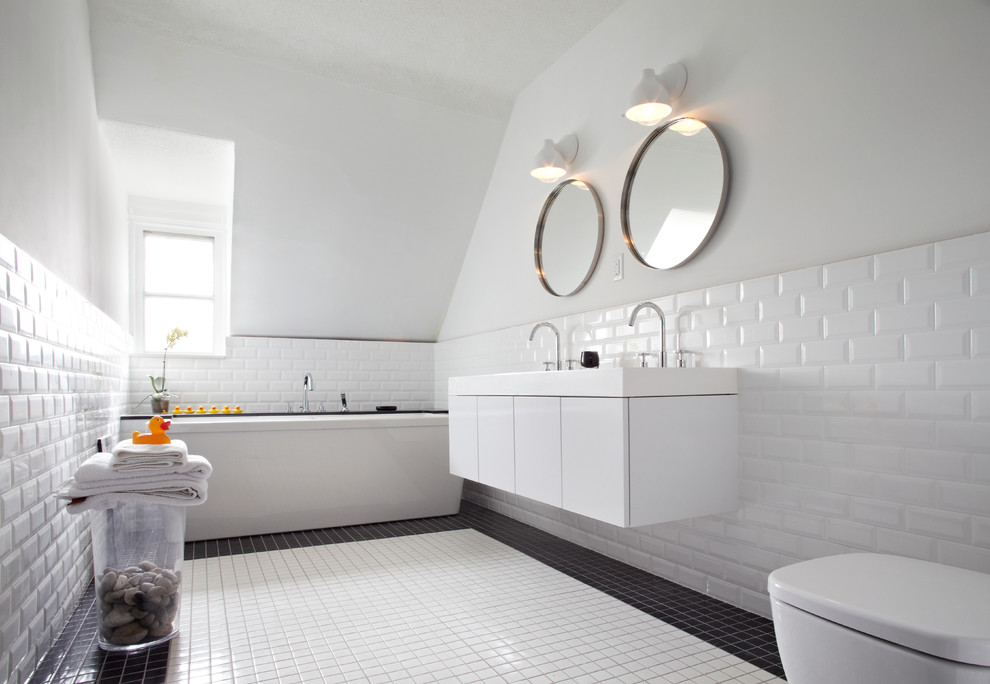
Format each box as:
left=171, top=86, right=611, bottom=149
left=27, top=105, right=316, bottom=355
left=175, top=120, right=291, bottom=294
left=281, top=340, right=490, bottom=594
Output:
left=129, top=199, right=229, bottom=357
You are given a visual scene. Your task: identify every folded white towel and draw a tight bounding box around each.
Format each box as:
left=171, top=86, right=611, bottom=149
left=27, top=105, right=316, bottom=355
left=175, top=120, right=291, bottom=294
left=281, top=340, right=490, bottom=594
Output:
left=63, top=490, right=208, bottom=515
left=74, top=452, right=212, bottom=483
left=110, top=439, right=189, bottom=470
left=55, top=475, right=208, bottom=501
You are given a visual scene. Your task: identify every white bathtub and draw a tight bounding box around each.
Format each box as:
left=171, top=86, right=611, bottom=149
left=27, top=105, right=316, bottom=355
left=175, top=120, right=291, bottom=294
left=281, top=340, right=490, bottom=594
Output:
left=119, top=413, right=462, bottom=542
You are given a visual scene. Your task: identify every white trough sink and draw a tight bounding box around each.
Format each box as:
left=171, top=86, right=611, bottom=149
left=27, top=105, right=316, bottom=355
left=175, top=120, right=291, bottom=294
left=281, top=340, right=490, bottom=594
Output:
left=448, top=366, right=737, bottom=398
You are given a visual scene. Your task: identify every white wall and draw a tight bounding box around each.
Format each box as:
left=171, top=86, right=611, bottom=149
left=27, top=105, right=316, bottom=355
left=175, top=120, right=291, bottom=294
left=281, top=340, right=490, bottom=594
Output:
left=0, top=1, right=128, bottom=327
left=0, top=4, right=129, bottom=682
left=89, top=18, right=505, bottom=343
left=440, top=0, right=990, bottom=340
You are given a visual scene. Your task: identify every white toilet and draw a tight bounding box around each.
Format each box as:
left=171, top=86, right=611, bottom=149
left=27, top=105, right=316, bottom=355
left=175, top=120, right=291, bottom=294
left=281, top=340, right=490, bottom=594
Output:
left=768, top=553, right=990, bottom=683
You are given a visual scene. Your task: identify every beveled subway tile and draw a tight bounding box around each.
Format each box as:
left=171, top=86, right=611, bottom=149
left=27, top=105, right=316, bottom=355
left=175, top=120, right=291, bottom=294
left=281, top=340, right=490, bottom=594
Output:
left=740, top=275, right=780, bottom=302
left=741, top=321, right=779, bottom=347
left=876, top=301, right=935, bottom=334
left=780, top=266, right=822, bottom=294
left=876, top=243, right=933, bottom=279
left=802, top=287, right=848, bottom=316
left=936, top=231, right=990, bottom=271
left=906, top=269, right=970, bottom=303
left=707, top=282, right=741, bottom=306
left=824, top=256, right=874, bottom=288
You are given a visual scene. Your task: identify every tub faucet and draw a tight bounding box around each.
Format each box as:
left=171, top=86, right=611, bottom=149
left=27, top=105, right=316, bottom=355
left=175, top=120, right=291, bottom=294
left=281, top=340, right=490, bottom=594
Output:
left=340, top=392, right=349, bottom=413
left=302, top=373, right=314, bottom=413
left=529, top=321, right=561, bottom=371
left=628, top=302, right=667, bottom=367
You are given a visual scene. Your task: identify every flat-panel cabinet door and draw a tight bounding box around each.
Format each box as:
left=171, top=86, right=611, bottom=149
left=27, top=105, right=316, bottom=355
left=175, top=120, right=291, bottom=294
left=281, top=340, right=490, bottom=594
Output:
left=561, top=397, right=628, bottom=527
left=448, top=395, right=478, bottom=481
left=478, top=396, right=515, bottom=491
left=628, top=395, right=738, bottom=526
left=514, top=396, right=562, bottom=507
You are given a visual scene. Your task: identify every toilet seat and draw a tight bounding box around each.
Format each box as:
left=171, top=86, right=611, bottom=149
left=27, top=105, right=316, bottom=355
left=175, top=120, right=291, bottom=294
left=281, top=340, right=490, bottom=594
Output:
left=768, top=553, right=990, bottom=667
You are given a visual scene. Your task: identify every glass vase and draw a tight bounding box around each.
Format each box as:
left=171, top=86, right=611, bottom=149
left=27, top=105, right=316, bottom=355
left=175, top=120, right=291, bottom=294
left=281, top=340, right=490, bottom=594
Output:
left=90, top=501, right=186, bottom=651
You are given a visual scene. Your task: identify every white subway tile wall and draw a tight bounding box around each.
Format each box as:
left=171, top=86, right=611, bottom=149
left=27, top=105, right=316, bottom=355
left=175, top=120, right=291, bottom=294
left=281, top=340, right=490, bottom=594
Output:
left=436, top=230, right=990, bottom=618
left=128, top=338, right=435, bottom=413
left=0, top=235, right=128, bottom=684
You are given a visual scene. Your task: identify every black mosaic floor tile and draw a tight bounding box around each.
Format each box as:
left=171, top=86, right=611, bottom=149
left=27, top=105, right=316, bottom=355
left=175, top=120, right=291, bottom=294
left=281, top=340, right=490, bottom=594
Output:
left=29, top=500, right=784, bottom=682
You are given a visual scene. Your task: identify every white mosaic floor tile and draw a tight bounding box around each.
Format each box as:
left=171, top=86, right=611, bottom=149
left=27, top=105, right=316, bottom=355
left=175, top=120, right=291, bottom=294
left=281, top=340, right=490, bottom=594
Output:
left=165, top=530, right=784, bottom=683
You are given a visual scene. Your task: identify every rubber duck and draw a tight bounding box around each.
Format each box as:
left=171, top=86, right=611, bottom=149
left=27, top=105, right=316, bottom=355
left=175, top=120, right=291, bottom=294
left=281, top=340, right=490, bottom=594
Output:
left=208, top=406, right=219, bottom=414
left=172, top=406, right=183, bottom=415
left=132, top=415, right=172, bottom=445
left=184, top=406, right=195, bottom=414
left=196, top=406, right=207, bottom=414
left=221, top=406, right=231, bottom=414
left=233, top=406, right=243, bottom=414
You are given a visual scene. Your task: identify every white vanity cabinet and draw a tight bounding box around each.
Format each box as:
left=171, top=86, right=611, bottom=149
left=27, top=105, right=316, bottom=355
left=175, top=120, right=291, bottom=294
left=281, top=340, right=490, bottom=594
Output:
left=477, top=396, right=515, bottom=491
left=558, top=396, right=738, bottom=527
left=448, top=367, right=739, bottom=528
left=560, top=398, right=627, bottom=526
left=514, top=397, right=562, bottom=508
left=448, top=395, right=479, bottom=480
left=628, top=395, right=738, bottom=526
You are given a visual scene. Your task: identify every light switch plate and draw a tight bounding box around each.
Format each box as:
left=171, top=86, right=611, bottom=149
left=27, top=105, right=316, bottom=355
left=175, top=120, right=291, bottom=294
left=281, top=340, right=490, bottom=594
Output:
left=613, top=253, right=624, bottom=281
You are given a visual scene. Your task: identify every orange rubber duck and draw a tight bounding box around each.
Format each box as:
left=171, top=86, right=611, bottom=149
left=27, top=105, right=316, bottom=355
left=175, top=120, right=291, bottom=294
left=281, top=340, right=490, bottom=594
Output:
left=132, top=415, right=172, bottom=444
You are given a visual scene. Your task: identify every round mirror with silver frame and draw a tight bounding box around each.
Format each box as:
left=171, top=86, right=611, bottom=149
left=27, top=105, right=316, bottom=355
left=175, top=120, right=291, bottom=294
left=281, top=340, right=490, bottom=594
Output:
left=621, top=117, right=728, bottom=270
left=535, top=179, right=605, bottom=297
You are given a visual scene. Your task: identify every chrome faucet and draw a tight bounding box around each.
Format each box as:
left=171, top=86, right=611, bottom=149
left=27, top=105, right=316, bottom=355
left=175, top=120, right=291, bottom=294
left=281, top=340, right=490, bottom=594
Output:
left=529, top=322, right=562, bottom=370
left=628, top=302, right=667, bottom=367
left=302, top=373, right=314, bottom=413
left=340, top=392, right=349, bottom=413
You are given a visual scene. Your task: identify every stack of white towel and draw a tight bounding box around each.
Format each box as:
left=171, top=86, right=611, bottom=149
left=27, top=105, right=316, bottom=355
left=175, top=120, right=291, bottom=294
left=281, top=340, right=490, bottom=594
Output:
left=56, top=439, right=212, bottom=514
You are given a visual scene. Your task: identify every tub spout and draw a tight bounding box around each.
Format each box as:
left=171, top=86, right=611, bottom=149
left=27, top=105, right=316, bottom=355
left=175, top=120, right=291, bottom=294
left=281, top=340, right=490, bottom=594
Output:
left=302, top=373, right=314, bottom=413
left=340, top=392, right=349, bottom=412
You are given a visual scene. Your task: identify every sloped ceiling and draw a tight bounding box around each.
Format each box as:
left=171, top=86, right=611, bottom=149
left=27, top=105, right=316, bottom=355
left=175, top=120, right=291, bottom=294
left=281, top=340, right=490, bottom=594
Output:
left=87, top=0, right=625, bottom=342
left=88, top=0, right=625, bottom=120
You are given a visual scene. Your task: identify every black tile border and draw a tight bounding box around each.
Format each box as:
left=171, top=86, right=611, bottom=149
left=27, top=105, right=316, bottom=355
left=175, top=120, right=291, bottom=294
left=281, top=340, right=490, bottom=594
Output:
left=183, top=512, right=471, bottom=561
left=29, top=501, right=783, bottom=682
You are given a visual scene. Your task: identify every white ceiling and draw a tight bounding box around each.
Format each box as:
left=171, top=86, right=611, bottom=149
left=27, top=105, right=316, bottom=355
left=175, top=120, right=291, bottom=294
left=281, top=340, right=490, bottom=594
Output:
left=87, top=0, right=626, bottom=120
left=100, top=120, right=234, bottom=207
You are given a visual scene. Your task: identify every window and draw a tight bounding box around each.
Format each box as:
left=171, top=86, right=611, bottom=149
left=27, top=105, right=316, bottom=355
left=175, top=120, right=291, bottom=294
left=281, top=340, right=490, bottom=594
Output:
left=131, top=202, right=229, bottom=356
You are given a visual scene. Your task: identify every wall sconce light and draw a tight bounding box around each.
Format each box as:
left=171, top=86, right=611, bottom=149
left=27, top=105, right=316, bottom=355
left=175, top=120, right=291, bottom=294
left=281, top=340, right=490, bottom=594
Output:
left=624, top=63, right=688, bottom=126
left=530, top=135, right=578, bottom=183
